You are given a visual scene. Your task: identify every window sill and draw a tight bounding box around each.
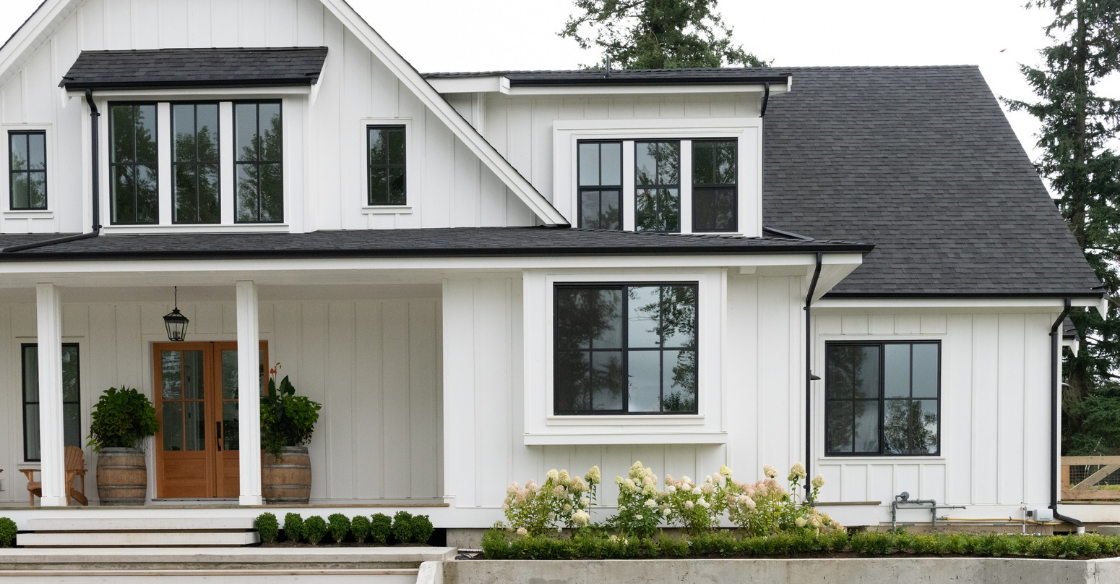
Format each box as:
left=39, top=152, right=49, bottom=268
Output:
left=362, top=205, right=412, bottom=215
left=525, top=431, right=727, bottom=446
left=818, top=456, right=945, bottom=464
left=4, top=210, right=53, bottom=216
left=546, top=414, right=704, bottom=426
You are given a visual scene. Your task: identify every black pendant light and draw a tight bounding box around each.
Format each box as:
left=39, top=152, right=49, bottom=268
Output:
left=163, top=286, right=189, bottom=342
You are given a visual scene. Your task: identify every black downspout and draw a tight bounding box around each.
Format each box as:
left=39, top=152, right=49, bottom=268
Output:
left=1050, top=298, right=1084, bottom=534
left=804, top=252, right=823, bottom=499
left=1, top=90, right=101, bottom=253
left=760, top=82, right=771, bottom=117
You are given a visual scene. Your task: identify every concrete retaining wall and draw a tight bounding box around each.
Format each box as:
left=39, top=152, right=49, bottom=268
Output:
left=444, top=557, right=1120, bottom=584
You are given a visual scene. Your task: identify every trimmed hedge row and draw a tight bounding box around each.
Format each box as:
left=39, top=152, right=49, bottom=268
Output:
left=255, top=511, right=433, bottom=545
left=481, top=529, right=1120, bottom=560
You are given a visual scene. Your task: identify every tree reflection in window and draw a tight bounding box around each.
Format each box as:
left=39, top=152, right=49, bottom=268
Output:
left=234, top=102, right=283, bottom=223
left=554, top=283, right=697, bottom=415
left=635, top=141, right=680, bottom=233
left=109, top=104, right=158, bottom=224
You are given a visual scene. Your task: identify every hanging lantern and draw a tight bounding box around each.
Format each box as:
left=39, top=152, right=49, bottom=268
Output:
left=163, top=286, right=189, bottom=342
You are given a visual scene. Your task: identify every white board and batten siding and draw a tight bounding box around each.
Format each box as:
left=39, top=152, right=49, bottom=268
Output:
left=0, top=292, right=442, bottom=505
left=0, top=0, right=527, bottom=235
left=812, top=310, right=1054, bottom=511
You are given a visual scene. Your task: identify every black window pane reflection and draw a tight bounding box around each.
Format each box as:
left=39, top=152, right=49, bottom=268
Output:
left=826, top=342, right=940, bottom=456
left=578, top=141, right=623, bottom=229
left=235, top=102, right=283, bottom=222
left=109, top=104, right=158, bottom=224
left=555, top=283, right=697, bottom=415
left=9, top=131, right=47, bottom=210
left=635, top=141, right=680, bottom=232
left=368, top=126, right=406, bottom=206
left=172, top=103, right=220, bottom=224
left=22, top=343, right=80, bottom=462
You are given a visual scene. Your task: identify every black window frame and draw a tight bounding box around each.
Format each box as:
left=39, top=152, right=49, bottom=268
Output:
left=108, top=102, right=160, bottom=225
left=8, top=130, right=48, bottom=211
left=233, top=100, right=284, bottom=223
left=824, top=340, right=942, bottom=457
left=634, top=140, right=682, bottom=233
left=22, top=343, right=81, bottom=463
left=170, top=101, right=222, bottom=224
left=691, top=139, right=738, bottom=233
left=576, top=140, right=623, bottom=230
left=366, top=124, right=407, bottom=206
left=553, top=282, right=699, bottom=416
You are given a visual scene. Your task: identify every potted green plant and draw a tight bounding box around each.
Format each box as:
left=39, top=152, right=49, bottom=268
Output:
left=87, top=387, right=159, bottom=506
left=260, top=364, right=322, bottom=504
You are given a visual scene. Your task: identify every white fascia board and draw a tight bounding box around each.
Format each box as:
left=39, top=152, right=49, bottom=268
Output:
left=0, top=0, right=76, bottom=88
left=427, top=76, right=510, bottom=94
left=65, top=87, right=311, bottom=100
left=506, top=83, right=789, bottom=97
left=815, top=297, right=1105, bottom=310
left=321, top=0, right=567, bottom=226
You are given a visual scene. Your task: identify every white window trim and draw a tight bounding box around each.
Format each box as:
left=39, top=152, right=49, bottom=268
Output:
left=1, top=123, right=55, bottom=216
left=554, top=118, right=762, bottom=237
left=522, top=268, right=728, bottom=445
left=815, top=332, right=949, bottom=463
left=96, top=95, right=297, bottom=233
left=359, top=117, right=413, bottom=214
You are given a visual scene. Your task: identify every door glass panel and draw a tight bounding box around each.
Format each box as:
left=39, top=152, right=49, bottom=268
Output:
left=221, top=350, right=238, bottom=399
left=184, top=350, right=204, bottom=400
left=223, top=401, right=240, bottom=451
left=162, top=351, right=182, bottom=399
left=184, top=401, right=205, bottom=451
left=163, top=402, right=183, bottom=451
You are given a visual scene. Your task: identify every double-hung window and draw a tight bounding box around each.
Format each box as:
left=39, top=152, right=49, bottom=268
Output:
left=554, top=283, right=698, bottom=415
left=109, top=104, right=159, bottom=224
left=367, top=125, right=406, bottom=206
left=825, top=341, right=941, bottom=456
left=577, top=141, right=622, bottom=229
left=172, top=103, right=221, bottom=224
left=22, top=344, right=81, bottom=462
left=692, top=140, right=737, bottom=232
left=234, top=102, right=283, bottom=223
left=9, top=131, right=47, bottom=210
left=634, top=141, right=681, bottom=232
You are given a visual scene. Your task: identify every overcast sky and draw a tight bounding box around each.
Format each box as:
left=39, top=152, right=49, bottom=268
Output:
left=2, top=0, right=1116, bottom=176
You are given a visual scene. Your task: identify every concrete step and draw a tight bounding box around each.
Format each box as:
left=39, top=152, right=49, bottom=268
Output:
left=0, top=569, right=417, bottom=583
left=18, top=531, right=260, bottom=547
left=25, top=517, right=255, bottom=531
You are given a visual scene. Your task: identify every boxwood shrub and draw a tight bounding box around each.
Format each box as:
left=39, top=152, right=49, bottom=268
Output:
left=327, top=513, right=351, bottom=544
left=0, top=518, right=16, bottom=548
left=412, top=514, right=435, bottom=545
left=391, top=511, right=415, bottom=544
left=351, top=515, right=371, bottom=544
left=305, top=516, right=328, bottom=545
left=283, top=512, right=306, bottom=543
left=255, top=513, right=279, bottom=544
left=371, top=513, right=393, bottom=544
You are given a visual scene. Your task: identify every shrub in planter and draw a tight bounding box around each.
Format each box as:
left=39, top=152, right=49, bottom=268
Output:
left=284, top=513, right=306, bottom=543
left=88, top=387, right=160, bottom=451
left=370, top=513, right=392, bottom=544
left=351, top=516, right=371, bottom=544
left=305, top=516, right=328, bottom=545
left=391, top=511, right=415, bottom=544
left=0, top=518, right=16, bottom=548
left=255, top=513, right=279, bottom=544
left=260, top=370, right=322, bottom=461
left=327, top=513, right=351, bottom=544
left=412, top=514, right=434, bottom=545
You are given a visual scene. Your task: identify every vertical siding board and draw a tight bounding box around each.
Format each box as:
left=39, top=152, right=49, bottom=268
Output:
left=997, top=314, right=1026, bottom=504
left=473, top=279, right=511, bottom=507
left=341, top=29, right=370, bottom=230
left=295, top=0, right=324, bottom=45
left=158, top=0, right=190, bottom=48
left=3, top=77, right=24, bottom=125
left=326, top=302, right=355, bottom=499
left=972, top=314, right=999, bottom=504
left=115, top=305, right=143, bottom=391
left=1024, top=314, right=1052, bottom=504
left=409, top=299, right=439, bottom=499
left=353, top=301, right=384, bottom=499
left=443, top=279, right=477, bottom=507
left=131, top=0, right=159, bottom=48
left=451, top=137, right=481, bottom=227
left=0, top=308, right=11, bottom=501
left=237, top=0, right=268, bottom=46
left=210, top=0, right=238, bottom=46
left=381, top=299, right=411, bottom=499
left=531, top=98, right=559, bottom=204
left=185, top=0, right=212, bottom=47
left=24, top=45, right=53, bottom=124
left=80, top=0, right=107, bottom=50
left=105, top=0, right=132, bottom=50
left=267, top=0, right=298, bottom=46
left=421, top=114, right=453, bottom=228
left=299, top=303, right=329, bottom=500
left=946, top=314, right=974, bottom=503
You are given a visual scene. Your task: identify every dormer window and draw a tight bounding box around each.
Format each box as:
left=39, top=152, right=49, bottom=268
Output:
left=172, top=103, right=221, bottom=224
left=692, top=140, right=738, bottom=233
left=109, top=103, right=159, bottom=224
left=577, top=141, right=622, bottom=229
left=235, top=102, right=283, bottom=223
left=635, top=141, right=681, bottom=233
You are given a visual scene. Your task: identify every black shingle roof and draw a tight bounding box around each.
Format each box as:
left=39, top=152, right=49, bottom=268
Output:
left=762, top=66, right=1101, bottom=298
left=0, top=228, right=868, bottom=261
left=423, top=67, right=789, bottom=87
left=60, top=48, right=328, bottom=91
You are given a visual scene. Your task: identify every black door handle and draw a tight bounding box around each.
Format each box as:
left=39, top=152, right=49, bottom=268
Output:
left=216, top=421, right=222, bottom=451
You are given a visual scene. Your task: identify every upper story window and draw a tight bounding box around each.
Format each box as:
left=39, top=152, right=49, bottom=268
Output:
left=554, top=283, right=698, bottom=415
left=367, top=125, right=406, bottom=206
left=23, top=343, right=81, bottom=462
left=109, top=104, right=159, bottom=225
left=635, top=141, right=681, bottom=233
left=8, top=131, right=47, bottom=210
left=577, top=141, right=622, bottom=229
left=172, top=103, right=220, bottom=224
left=825, top=341, right=941, bottom=456
left=692, top=140, right=737, bottom=232
left=235, top=102, right=283, bottom=223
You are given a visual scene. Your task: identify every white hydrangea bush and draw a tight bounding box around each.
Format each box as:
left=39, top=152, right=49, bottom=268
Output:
left=606, top=461, right=664, bottom=538
left=502, top=466, right=600, bottom=536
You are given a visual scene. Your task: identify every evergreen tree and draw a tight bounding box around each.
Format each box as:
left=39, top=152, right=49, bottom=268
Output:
left=1005, top=0, right=1120, bottom=454
left=560, top=0, right=768, bottom=69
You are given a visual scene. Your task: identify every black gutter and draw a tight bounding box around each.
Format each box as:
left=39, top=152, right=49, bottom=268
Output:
left=760, top=82, right=771, bottom=117
left=804, top=252, right=823, bottom=500
left=1050, top=298, right=1084, bottom=534
left=506, top=75, right=791, bottom=88
left=62, top=79, right=320, bottom=91
left=824, top=292, right=1107, bottom=299
left=2, top=90, right=101, bottom=253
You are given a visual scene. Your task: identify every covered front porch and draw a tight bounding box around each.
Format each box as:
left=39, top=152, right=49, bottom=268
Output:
left=0, top=264, right=446, bottom=512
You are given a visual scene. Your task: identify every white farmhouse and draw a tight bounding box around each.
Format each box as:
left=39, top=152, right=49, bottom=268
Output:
left=0, top=0, right=1105, bottom=544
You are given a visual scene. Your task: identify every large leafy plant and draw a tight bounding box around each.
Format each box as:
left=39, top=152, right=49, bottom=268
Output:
left=260, top=365, right=321, bottom=459
left=87, top=386, right=159, bottom=451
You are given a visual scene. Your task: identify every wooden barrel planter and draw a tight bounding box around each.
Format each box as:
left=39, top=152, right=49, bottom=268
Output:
left=262, top=446, right=312, bottom=504
left=96, top=447, right=147, bottom=506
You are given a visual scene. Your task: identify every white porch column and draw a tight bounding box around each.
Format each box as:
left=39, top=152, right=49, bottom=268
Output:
left=236, top=280, right=263, bottom=506
left=35, top=283, right=67, bottom=506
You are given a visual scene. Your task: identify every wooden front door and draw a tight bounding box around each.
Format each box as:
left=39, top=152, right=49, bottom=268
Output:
left=154, top=342, right=267, bottom=499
